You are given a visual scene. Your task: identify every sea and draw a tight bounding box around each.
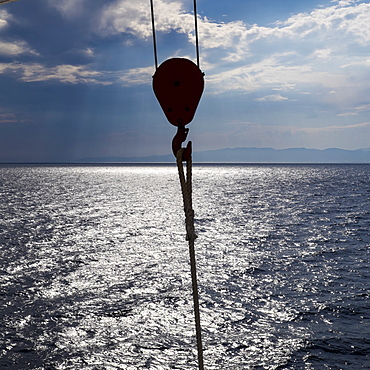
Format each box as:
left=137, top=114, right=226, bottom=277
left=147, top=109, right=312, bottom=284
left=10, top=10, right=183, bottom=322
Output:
left=0, top=163, right=369, bottom=370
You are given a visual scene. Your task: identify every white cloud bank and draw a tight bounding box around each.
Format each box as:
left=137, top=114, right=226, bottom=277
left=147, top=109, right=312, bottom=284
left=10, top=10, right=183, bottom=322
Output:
left=2, top=0, right=370, bottom=105
left=97, top=0, right=370, bottom=53
left=99, top=0, right=196, bottom=40
left=95, top=0, right=370, bottom=104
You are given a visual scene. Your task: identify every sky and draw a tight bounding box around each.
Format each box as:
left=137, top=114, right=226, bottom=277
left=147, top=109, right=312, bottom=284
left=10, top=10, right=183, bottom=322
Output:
left=0, top=0, right=370, bottom=162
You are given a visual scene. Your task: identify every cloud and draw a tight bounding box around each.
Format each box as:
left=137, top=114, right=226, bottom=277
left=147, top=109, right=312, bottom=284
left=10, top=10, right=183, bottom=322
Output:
left=276, top=1, right=370, bottom=44
left=0, top=9, right=11, bottom=29
left=354, top=104, right=370, bottom=112
left=1, top=10, right=38, bottom=56
left=300, top=120, right=370, bottom=132
left=0, top=61, right=154, bottom=87
left=46, top=0, right=87, bottom=19
left=337, top=103, right=370, bottom=116
left=83, top=47, right=94, bottom=57
left=0, top=62, right=113, bottom=85
left=3, top=0, right=370, bottom=112
left=0, top=40, right=39, bottom=56
left=337, top=112, right=359, bottom=116
left=206, top=52, right=337, bottom=93
left=0, top=112, right=18, bottom=123
left=96, top=0, right=370, bottom=106
left=98, top=0, right=252, bottom=55
left=341, top=57, right=370, bottom=68
left=203, top=1, right=370, bottom=111
left=99, top=0, right=192, bottom=39
left=312, top=48, right=335, bottom=61
left=255, top=94, right=289, bottom=102
left=98, top=0, right=370, bottom=53
left=118, top=66, right=154, bottom=86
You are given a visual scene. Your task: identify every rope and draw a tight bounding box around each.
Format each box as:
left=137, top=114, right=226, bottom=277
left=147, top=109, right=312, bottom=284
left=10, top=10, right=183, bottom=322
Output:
left=176, top=149, right=204, bottom=370
left=149, top=0, right=200, bottom=69
left=176, top=149, right=197, bottom=242
left=150, top=0, right=158, bottom=70
left=193, top=0, right=200, bottom=68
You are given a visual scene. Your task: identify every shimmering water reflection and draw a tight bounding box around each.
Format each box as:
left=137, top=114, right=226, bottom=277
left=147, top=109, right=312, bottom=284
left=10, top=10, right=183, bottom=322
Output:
left=1, top=164, right=369, bottom=369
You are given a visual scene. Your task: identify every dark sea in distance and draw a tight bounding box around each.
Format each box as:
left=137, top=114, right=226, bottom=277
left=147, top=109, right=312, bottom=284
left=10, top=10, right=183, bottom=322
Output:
left=0, top=163, right=369, bottom=369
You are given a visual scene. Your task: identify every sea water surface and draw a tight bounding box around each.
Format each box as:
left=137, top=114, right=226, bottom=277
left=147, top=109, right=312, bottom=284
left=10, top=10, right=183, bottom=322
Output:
left=0, top=164, right=369, bottom=369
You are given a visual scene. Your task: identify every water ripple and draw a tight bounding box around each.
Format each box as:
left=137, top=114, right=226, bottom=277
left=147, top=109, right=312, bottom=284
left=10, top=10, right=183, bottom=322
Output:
left=1, top=164, right=369, bottom=369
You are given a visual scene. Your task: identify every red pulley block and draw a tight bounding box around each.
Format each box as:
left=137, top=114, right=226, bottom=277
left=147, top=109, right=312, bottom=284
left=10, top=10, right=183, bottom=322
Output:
left=152, top=58, right=204, bottom=127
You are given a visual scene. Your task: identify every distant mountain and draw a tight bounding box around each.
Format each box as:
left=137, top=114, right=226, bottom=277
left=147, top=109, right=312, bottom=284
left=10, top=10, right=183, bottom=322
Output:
left=193, top=147, right=370, bottom=163
left=80, top=147, right=370, bottom=163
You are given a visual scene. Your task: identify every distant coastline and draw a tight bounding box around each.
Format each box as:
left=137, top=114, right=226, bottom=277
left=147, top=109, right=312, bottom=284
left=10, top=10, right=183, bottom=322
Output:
left=2, top=147, right=370, bottom=164
left=78, top=147, right=370, bottom=164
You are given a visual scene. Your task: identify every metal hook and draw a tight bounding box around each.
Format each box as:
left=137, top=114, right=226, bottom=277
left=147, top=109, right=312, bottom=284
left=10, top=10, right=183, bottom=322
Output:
left=172, top=126, right=192, bottom=161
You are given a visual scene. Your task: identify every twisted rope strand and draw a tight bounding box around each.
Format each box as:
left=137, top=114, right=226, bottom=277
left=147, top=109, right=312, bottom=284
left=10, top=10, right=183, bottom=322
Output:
left=176, top=149, right=204, bottom=370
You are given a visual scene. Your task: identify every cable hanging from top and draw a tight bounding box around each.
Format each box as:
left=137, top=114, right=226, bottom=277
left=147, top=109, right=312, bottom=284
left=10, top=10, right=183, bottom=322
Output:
left=149, top=0, right=201, bottom=69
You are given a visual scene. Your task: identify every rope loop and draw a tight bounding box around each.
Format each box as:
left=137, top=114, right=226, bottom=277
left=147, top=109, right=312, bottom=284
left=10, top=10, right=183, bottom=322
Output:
left=176, top=149, right=197, bottom=241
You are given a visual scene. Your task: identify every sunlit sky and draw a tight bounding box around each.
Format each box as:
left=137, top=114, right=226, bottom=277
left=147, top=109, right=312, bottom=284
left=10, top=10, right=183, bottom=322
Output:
left=1, top=0, right=370, bottom=162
